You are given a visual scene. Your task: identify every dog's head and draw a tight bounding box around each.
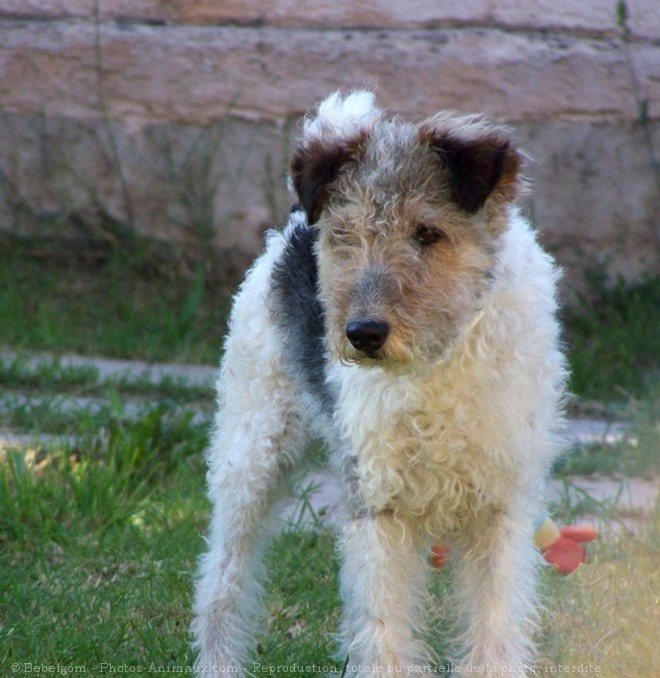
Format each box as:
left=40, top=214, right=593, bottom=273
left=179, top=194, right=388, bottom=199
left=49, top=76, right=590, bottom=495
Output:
left=290, top=90, right=523, bottom=367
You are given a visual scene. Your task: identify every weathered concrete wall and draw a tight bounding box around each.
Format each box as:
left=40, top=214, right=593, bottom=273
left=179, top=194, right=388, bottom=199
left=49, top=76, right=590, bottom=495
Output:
left=0, top=1, right=658, bottom=296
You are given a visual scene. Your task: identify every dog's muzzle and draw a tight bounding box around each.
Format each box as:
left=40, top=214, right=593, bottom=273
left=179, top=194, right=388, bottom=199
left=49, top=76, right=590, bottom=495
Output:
left=346, top=318, right=390, bottom=356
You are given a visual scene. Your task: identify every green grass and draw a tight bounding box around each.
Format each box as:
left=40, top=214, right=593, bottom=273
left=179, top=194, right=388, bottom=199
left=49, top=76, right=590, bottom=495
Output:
left=2, top=410, right=657, bottom=675
left=0, top=426, right=347, bottom=673
left=553, top=384, right=660, bottom=479
left=0, top=360, right=347, bottom=672
left=0, top=355, right=100, bottom=391
left=564, top=273, right=659, bottom=401
left=0, top=405, right=205, bottom=671
left=1, top=382, right=658, bottom=676
left=539, top=496, right=660, bottom=677
left=0, top=354, right=214, bottom=403
left=0, top=246, right=229, bottom=364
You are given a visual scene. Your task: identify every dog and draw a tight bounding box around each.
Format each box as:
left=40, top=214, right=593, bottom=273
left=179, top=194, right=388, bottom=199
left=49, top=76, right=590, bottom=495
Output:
left=193, top=90, right=567, bottom=674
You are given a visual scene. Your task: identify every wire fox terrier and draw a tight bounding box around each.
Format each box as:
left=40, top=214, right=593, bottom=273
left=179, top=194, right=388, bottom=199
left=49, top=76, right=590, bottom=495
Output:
left=193, top=91, right=567, bottom=674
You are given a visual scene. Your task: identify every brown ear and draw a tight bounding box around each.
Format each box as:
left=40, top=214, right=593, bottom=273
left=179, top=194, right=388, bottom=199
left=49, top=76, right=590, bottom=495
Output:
left=422, top=127, right=521, bottom=214
left=290, top=137, right=364, bottom=224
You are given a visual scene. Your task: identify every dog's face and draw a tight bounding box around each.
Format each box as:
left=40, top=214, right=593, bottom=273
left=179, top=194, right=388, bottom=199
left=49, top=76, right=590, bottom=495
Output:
left=291, top=92, right=522, bottom=367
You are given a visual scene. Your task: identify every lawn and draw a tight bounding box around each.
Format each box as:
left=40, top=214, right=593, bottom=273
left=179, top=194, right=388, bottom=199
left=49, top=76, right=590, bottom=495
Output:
left=0, top=245, right=229, bottom=365
left=1, top=380, right=658, bottom=675
left=0, top=393, right=345, bottom=673
left=0, top=245, right=658, bottom=676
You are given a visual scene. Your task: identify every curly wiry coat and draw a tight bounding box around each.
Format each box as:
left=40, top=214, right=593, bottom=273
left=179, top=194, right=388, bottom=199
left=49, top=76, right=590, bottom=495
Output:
left=193, top=91, right=567, bottom=675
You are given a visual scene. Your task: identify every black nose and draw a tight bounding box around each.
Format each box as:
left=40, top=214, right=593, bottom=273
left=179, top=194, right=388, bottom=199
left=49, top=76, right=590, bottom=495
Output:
left=346, top=318, right=390, bottom=354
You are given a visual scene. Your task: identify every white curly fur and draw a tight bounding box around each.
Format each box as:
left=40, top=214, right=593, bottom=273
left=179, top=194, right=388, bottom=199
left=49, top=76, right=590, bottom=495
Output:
left=193, top=91, right=567, bottom=675
left=302, top=89, right=384, bottom=144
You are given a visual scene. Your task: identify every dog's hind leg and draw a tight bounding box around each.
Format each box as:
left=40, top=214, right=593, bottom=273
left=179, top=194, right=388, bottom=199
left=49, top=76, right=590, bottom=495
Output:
left=192, top=243, right=310, bottom=674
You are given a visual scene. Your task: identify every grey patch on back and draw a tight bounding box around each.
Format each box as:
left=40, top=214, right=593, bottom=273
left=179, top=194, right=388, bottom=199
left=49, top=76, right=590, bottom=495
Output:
left=269, top=212, right=335, bottom=412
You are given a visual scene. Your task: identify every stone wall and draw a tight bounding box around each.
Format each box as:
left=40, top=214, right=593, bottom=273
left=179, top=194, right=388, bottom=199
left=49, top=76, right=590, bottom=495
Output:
left=0, top=1, right=658, bottom=297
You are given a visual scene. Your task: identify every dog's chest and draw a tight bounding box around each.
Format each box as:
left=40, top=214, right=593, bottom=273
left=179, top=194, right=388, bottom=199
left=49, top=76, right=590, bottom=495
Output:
left=330, top=365, right=502, bottom=532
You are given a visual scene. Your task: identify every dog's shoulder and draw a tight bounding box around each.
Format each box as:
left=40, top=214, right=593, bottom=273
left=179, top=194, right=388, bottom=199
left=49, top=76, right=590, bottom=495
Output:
left=270, top=208, right=320, bottom=316
left=269, top=209, right=332, bottom=406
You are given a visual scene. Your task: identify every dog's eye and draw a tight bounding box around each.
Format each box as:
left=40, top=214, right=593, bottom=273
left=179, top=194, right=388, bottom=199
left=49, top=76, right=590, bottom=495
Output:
left=414, top=224, right=447, bottom=247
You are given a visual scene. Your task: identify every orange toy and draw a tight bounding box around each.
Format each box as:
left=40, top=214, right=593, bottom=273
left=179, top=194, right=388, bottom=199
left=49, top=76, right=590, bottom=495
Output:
left=534, top=518, right=599, bottom=575
left=431, top=544, right=450, bottom=569
left=431, top=518, right=598, bottom=575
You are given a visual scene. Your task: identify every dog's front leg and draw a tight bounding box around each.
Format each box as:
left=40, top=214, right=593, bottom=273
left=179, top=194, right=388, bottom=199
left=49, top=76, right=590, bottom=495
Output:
left=450, top=502, right=541, bottom=675
left=338, top=509, right=431, bottom=672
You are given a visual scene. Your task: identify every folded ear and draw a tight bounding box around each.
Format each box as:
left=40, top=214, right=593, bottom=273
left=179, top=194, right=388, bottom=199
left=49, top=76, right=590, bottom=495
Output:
left=290, top=137, right=364, bottom=225
left=419, top=116, right=522, bottom=214
left=290, top=90, right=383, bottom=224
